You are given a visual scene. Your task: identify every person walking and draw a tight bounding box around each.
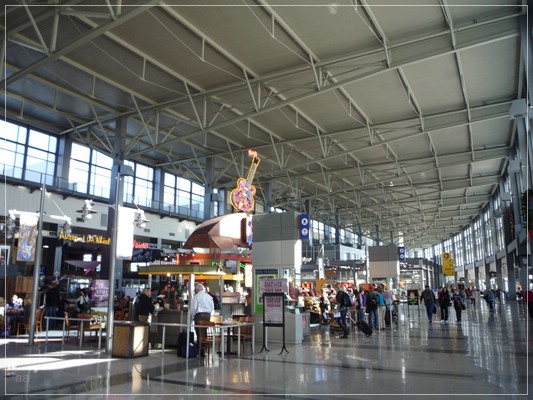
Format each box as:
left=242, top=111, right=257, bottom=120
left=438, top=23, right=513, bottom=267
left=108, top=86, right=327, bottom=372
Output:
left=420, top=285, right=436, bottom=323
left=438, top=286, right=451, bottom=324
left=334, top=284, right=350, bottom=338
left=484, top=288, right=495, bottom=311
left=451, top=288, right=466, bottom=324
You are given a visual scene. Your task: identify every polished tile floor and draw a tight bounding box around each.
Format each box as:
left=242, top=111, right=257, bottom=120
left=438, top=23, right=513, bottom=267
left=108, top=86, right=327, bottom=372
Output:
left=2, top=300, right=531, bottom=399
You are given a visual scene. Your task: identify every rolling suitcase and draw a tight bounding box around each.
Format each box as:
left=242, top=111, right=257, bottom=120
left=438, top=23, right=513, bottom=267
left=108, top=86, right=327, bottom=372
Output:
left=356, top=320, right=373, bottom=337
left=177, top=331, right=198, bottom=358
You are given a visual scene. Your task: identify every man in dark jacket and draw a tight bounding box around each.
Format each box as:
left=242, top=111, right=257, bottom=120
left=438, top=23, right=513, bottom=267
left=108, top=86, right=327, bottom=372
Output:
left=135, top=288, right=155, bottom=323
left=420, top=285, right=436, bottom=323
left=45, top=280, right=60, bottom=329
left=334, top=284, right=350, bottom=339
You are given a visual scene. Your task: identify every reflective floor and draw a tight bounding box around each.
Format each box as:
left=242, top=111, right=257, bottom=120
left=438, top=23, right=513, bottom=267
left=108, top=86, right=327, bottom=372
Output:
left=2, top=300, right=531, bottom=399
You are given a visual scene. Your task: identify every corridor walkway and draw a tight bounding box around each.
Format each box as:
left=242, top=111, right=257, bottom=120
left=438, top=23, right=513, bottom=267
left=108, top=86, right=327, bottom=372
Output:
left=2, top=300, right=530, bottom=399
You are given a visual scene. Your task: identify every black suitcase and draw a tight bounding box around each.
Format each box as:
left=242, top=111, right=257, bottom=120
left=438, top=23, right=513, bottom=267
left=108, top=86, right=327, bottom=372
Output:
left=177, top=332, right=198, bottom=358
left=356, top=320, right=373, bottom=337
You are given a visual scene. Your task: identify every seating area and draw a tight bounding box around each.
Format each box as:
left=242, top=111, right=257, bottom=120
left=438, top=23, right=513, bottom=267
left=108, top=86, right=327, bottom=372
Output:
left=194, top=316, right=255, bottom=358
left=16, top=308, right=44, bottom=336
left=231, top=316, right=254, bottom=354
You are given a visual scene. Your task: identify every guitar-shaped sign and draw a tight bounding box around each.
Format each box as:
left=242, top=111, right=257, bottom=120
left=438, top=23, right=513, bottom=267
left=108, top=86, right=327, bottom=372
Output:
left=230, top=151, right=261, bottom=212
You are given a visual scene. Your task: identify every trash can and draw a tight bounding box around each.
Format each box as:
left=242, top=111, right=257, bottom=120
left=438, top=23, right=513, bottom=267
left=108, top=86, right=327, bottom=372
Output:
left=112, top=321, right=149, bottom=358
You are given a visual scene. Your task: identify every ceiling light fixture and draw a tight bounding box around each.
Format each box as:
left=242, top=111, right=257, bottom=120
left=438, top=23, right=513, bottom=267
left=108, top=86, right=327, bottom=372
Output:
left=76, top=200, right=97, bottom=222
left=134, top=210, right=149, bottom=229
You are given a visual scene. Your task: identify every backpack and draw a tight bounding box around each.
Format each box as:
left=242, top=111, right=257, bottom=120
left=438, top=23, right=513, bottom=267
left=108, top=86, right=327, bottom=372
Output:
left=346, top=292, right=355, bottom=307
left=366, top=294, right=377, bottom=310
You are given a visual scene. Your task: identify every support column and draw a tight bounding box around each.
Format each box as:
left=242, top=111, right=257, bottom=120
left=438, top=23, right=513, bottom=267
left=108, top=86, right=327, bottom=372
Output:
left=263, top=182, right=272, bottom=213
left=105, top=117, right=129, bottom=354
left=203, top=157, right=214, bottom=219
left=335, top=214, right=341, bottom=244
left=53, top=245, right=62, bottom=278
left=495, top=258, right=503, bottom=292
left=484, top=260, right=492, bottom=291
left=474, top=265, right=480, bottom=289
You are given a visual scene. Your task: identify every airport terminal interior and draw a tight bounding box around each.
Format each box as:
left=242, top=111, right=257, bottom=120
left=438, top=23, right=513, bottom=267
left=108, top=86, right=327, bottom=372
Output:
left=1, top=1, right=532, bottom=399
left=1, top=299, right=530, bottom=399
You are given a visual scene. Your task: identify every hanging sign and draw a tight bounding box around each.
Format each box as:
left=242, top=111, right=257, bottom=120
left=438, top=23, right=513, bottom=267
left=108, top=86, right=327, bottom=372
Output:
left=398, top=246, right=406, bottom=262
left=442, top=252, right=455, bottom=276
left=230, top=150, right=261, bottom=212
left=299, top=214, right=310, bottom=240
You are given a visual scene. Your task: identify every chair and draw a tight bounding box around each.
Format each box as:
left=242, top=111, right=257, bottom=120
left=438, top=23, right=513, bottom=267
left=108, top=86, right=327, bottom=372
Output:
left=232, top=316, right=254, bottom=354
left=63, top=312, right=79, bottom=341
left=77, top=313, right=101, bottom=342
left=17, top=307, right=44, bottom=336
left=196, top=320, right=221, bottom=358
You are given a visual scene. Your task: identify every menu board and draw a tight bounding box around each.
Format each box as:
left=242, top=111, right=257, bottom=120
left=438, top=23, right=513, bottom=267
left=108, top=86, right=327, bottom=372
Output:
left=263, top=293, right=284, bottom=327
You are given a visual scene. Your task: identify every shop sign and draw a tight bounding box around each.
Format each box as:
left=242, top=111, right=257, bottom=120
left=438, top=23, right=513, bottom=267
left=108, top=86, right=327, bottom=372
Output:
left=133, top=240, right=150, bottom=249
left=260, top=278, right=288, bottom=294
left=59, top=231, right=111, bottom=245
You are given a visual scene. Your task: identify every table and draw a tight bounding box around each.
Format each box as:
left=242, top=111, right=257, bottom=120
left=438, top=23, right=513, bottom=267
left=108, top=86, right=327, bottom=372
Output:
left=216, top=321, right=255, bottom=360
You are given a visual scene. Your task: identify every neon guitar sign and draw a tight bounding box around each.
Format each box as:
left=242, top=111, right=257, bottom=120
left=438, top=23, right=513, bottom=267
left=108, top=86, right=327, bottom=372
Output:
left=230, top=150, right=261, bottom=212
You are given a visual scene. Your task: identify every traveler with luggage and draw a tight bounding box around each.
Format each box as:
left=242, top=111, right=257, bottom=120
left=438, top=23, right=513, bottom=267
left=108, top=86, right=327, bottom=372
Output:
left=189, top=283, right=214, bottom=355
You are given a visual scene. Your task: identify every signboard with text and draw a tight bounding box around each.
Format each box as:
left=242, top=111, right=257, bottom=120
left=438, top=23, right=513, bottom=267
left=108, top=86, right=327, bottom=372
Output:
left=263, top=293, right=284, bottom=326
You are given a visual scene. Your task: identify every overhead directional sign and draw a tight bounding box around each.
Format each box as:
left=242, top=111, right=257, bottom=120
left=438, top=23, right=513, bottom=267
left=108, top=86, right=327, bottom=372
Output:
left=299, top=213, right=310, bottom=240
left=398, top=246, right=405, bottom=262
left=442, top=252, right=455, bottom=276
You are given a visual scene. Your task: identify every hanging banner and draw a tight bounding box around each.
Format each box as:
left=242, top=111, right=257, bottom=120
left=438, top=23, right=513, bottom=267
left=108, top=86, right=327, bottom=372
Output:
left=91, top=279, right=109, bottom=307
left=442, top=252, right=455, bottom=276
left=116, top=206, right=135, bottom=260
left=17, top=213, right=39, bottom=262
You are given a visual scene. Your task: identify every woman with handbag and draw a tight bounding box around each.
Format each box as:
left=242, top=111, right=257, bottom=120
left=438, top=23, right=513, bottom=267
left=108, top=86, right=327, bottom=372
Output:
left=451, top=288, right=466, bottom=324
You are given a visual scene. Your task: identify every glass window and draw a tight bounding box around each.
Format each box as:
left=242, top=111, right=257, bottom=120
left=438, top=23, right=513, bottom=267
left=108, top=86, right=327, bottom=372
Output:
left=25, top=130, right=57, bottom=185
left=69, top=159, right=89, bottom=194
left=72, top=143, right=91, bottom=162
left=69, top=143, right=112, bottom=198
left=1, top=140, right=25, bottom=178
left=122, top=161, right=154, bottom=207
left=1, top=120, right=26, bottom=143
